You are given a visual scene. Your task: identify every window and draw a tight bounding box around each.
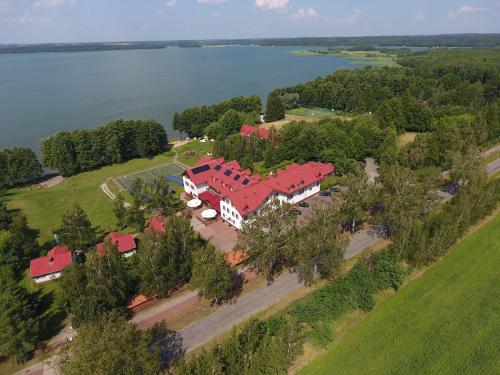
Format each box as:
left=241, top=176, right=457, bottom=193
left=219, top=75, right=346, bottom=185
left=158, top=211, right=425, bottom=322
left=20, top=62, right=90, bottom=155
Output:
left=234, top=174, right=241, bottom=181
left=224, top=170, right=232, bottom=177
left=191, top=164, right=210, bottom=175
left=299, top=189, right=304, bottom=195
left=215, top=165, right=222, bottom=171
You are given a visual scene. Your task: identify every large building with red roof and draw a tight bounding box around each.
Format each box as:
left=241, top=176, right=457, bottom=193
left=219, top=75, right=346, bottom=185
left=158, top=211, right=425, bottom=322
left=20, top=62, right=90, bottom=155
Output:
left=30, top=245, right=73, bottom=283
left=183, top=157, right=334, bottom=229
left=96, top=232, right=137, bottom=257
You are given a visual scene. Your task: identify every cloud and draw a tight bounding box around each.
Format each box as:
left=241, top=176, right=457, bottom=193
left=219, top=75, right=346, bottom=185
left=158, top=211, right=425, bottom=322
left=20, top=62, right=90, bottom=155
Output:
left=15, top=12, right=53, bottom=24
left=0, top=0, right=13, bottom=13
left=414, top=14, right=425, bottom=21
left=33, top=0, right=76, bottom=8
left=255, top=0, right=289, bottom=11
left=447, top=4, right=489, bottom=19
left=165, top=0, right=177, bottom=7
left=331, top=9, right=360, bottom=25
left=212, top=11, right=221, bottom=16
left=197, top=0, right=227, bottom=4
left=291, top=8, right=319, bottom=19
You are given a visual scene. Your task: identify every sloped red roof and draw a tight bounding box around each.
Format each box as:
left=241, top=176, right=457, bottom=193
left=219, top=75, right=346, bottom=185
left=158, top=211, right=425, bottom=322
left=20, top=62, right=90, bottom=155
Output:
left=30, top=249, right=72, bottom=278
left=97, top=232, right=136, bottom=255
left=225, top=250, right=249, bottom=266
left=227, top=183, right=274, bottom=216
left=240, top=124, right=270, bottom=140
left=148, top=216, right=165, bottom=234
left=47, top=245, right=70, bottom=257
left=263, top=162, right=334, bottom=194
left=126, top=294, right=157, bottom=309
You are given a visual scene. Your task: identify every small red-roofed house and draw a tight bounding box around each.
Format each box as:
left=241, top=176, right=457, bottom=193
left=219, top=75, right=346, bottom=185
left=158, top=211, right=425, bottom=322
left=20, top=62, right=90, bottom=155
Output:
left=147, top=216, right=165, bottom=234
left=30, top=246, right=72, bottom=283
left=96, top=232, right=137, bottom=257
left=225, top=250, right=249, bottom=267
left=240, top=124, right=270, bottom=140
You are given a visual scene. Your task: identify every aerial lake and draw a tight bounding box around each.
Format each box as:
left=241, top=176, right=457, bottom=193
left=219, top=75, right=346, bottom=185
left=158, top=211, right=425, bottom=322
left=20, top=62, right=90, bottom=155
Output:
left=0, top=46, right=369, bottom=152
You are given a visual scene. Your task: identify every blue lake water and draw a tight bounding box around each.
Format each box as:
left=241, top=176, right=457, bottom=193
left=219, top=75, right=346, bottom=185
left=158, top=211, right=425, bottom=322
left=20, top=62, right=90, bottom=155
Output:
left=0, top=46, right=366, bottom=152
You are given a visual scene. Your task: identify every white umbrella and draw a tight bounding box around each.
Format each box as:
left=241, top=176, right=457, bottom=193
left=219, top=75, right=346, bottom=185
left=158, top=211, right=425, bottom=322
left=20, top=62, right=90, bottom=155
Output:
left=187, top=198, right=202, bottom=208
left=201, top=209, right=217, bottom=219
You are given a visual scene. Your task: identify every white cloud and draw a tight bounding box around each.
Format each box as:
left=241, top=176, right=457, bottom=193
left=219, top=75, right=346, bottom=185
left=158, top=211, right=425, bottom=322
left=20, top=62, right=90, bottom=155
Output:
left=447, top=4, right=489, bottom=19
left=165, top=0, right=177, bottom=7
left=15, top=12, right=53, bottom=24
left=212, top=11, right=221, bottom=16
left=198, top=0, right=227, bottom=4
left=414, top=14, right=425, bottom=21
left=33, top=0, right=76, bottom=8
left=291, top=8, right=319, bottom=19
left=0, top=0, right=13, bottom=13
left=255, top=0, right=289, bottom=11
left=331, top=9, right=360, bottom=25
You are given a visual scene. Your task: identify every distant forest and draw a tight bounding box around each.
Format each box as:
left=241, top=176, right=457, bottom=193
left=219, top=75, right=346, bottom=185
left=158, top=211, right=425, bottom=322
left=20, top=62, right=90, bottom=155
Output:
left=1, top=33, right=499, bottom=54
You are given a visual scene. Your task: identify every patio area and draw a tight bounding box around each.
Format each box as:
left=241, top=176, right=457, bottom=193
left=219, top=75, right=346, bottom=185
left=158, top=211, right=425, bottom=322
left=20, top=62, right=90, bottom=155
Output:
left=190, top=206, right=239, bottom=253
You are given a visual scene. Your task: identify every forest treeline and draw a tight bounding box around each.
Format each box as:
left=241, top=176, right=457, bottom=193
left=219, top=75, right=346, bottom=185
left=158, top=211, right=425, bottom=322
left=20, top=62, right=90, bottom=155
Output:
left=40, top=119, right=167, bottom=176
left=172, top=95, right=261, bottom=138
left=0, top=147, right=42, bottom=190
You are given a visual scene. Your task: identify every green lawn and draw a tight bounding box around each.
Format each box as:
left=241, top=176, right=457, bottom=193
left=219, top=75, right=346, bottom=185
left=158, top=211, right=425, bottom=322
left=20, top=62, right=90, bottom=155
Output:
left=175, top=140, right=214, bottom=166
left=6, top=153, right=175, bottom=244
left=287, top=107, right=346, bottom=120
left=300, top=213, right=500, bottom=375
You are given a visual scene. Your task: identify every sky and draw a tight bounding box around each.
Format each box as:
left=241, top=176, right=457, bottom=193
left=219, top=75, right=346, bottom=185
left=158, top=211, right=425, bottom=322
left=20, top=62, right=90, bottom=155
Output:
left=0, top=0, right=499, bottom=44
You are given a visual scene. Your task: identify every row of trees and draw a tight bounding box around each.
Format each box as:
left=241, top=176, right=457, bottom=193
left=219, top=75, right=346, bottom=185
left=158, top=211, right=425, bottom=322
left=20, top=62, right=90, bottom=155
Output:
left=0, top=147, right=42, bottom=189
left=41, top=119, right=168, bottom=176
left=173, top=95, right=261, bottom=138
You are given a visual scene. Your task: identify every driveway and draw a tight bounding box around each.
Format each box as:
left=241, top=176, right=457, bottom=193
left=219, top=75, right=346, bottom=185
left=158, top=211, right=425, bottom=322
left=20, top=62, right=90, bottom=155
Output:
left=190, top=213, right=239, bottom=253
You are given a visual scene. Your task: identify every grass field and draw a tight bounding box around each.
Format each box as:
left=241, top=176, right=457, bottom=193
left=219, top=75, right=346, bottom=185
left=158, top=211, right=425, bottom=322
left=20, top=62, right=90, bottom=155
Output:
left=291, top=49, right=399, bottom=67
left=287, top=107, right=348, bottom=120
left=6, top=153, right=175, bottom=244
left=300, top=213, right=500, bottom=375
left=174, top=140, right=214, bottom=166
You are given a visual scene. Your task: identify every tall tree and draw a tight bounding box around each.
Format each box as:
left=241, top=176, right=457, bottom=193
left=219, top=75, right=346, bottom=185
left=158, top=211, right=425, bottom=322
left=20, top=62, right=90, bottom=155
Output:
left=265, top=92, right=286, bottom=122
left=294, top=201, right=348, bottom=285
left=58, top=311, right=161, bottom=375
left=113, top=193, right=127, bottom=228
left=190, top=245, right=234, bottom=302
left=239, top=201, right=297, bottom=281
left=146, top=177, right=183, bottom=217
left=0, top=277, right=40, bottom=363
left=55, top=204, right=96, bottom=250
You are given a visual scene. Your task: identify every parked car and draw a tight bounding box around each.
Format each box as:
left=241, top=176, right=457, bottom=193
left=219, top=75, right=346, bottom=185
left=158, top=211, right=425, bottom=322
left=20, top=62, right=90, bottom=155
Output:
left=330, top=185, right=341, bottom=193
left=320, top=191, right=332, bottom=196
left=291, top=209, right=302, bottom=216
left=298, top=202, right=309, bottom=208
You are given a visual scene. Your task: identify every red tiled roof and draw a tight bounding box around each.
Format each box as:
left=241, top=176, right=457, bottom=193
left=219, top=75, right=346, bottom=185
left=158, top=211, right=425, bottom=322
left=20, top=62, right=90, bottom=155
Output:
left=263, top=162, right=334, bottom=194
left=47, top=245, right=70, bottom=257
left=194, top=156, right=224, bottom=167
left=126, top=294, right=157, bottom=309
left=148, top=216, right=165, bottom=234
left=30, top=248, right=72, bottom=278
left=227, top=183, right=274, bottom=216
left=240, top=124, right=270, bottom=140
left=97, top=232, right=136, bottom=255
left=225, top=250, right=249, bottom=266
left=199, top=191, right=221, bottom=212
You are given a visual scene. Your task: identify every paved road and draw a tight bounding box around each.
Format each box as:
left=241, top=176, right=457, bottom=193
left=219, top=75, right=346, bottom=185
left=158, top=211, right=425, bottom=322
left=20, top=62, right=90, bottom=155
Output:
left=486, top=158, right=500, bottom=176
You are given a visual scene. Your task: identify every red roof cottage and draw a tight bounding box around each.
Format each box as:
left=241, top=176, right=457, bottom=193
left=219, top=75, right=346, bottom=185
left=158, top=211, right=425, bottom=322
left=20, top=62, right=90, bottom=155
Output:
left=147, top=216, right=165, bottom=234
left=30, top=246, right=72, bottom=284
left=239, top=124, right=270, bottom=140
left=97, top=232, right=137, bottom=257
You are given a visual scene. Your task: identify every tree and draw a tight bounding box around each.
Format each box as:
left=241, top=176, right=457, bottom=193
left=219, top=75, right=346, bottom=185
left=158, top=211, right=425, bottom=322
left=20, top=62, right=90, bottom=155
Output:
left=337, top=167, right=374, bottom=232
left=113, top=193, right=127, bottom=228
left=373, top=164, right=436, bottom=239
left=0, top=278, right=39, bottom=363
left=265, top=92, right=285, bottom=122
left=4, top=147, right=42, bottom=186
left=55, top=204, right=96, bottom=250
left=146, top=177, right=183, bottom=217
left=239, top=200, right=297, bottom=281
left=136, top=216, right=202, bottom=297
left=58, top=311, right=161, bottom=375
left=190, top=245, right=234, bottom=302
left=0, top=199, right=12, bottom=230
left=41, top=132, right=80, bottom=176
left=294, top=201, right=348, bottom=285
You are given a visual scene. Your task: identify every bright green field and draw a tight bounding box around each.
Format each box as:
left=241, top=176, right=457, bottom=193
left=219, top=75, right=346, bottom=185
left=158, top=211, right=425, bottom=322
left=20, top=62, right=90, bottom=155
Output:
left=287, top=107, right=346, bottom=119
left=6, top=153, right=175, bottom=243
left=300, top=213, right=500, bottom=375
left=175, top=140, right=214, bottom=166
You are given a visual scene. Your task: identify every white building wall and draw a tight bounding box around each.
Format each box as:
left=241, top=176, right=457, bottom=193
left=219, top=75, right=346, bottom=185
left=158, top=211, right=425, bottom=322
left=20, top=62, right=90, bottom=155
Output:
left=182, top=176, right=208, bottom=197
left=277, top=182, right=320, bottom=204
left=220, top=198, right=244, bottom=230
left=33, top=271, right=62, bottom=284
left=123, top=250, right=136, bottom=258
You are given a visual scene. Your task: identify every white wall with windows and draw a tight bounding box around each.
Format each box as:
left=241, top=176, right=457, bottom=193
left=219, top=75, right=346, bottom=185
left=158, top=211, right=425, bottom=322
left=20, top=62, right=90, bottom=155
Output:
left=182, top=176, right=207, bottom=197
left=277, top=182, right=320, bottom=204
left=33, top=271, right=62, bottom=284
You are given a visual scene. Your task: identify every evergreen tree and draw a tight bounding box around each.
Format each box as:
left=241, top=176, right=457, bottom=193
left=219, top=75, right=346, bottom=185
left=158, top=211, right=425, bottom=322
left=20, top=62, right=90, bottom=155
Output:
left=113, top=193, right=127, bottom=228
left=55, top=204, right=96, bottom=250
left=0, top=278, right=40, bottom=363
left=146, top=177, right=183, bottom=217
left=265, top=92, right=285, bottom=122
